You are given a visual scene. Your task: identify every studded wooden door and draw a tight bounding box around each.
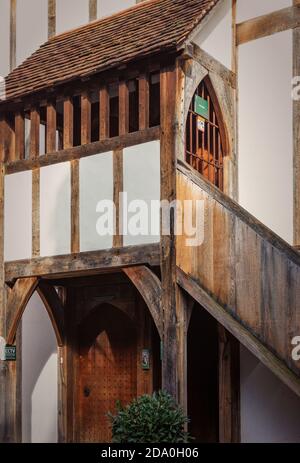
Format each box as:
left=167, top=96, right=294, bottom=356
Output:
left=76, top=303, right=137, bottom=443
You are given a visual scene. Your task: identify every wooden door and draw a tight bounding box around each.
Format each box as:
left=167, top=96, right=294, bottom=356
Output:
left=76, top=303, right=137, bottom=443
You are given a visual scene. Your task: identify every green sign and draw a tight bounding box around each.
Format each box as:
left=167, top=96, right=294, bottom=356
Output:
left=142, top=349, right=150, bottom=370
left=194, top=95, right=209, bottom=119
left=5, top=345, right=16, bottom=361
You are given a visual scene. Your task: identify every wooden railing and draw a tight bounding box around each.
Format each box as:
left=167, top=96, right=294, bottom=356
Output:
left=177, top=160, right=300, bottom=378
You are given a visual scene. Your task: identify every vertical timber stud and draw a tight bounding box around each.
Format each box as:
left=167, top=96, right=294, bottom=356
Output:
left=15, top=112, right=25, bottom=160
left=113, top=149, right=123, bottom=248
left=119, top=79, right=129, bottom=136
left=10, top=0, right=16, bottom=71
left=139, top=73, right=150, bottom=131
left=30, top=107, right=41, bottom=259
left=99, top=85, right=110, bottom=140
left=0, top=164, right=5, bottom=441
left=46, top=100, right=57, bottom=153
left=294, top=0, right=300, bottom=245
left=48, top=0, right=56, bottom=38
left=218, top=326, right=240, bottom=443
left=89, top=0, right=97, bottom=22
left=160, top=62, right=178, bottom=399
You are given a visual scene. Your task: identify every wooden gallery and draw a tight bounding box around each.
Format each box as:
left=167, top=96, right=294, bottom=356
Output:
left=0, top=0, right=300, bottom=443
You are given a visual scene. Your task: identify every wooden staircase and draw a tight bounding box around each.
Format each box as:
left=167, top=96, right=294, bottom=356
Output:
left=176, top=160, right=300, bottom=396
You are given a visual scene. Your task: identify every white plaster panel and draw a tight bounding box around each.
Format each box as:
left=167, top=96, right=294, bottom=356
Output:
left=80, top=152, right=114, bottom=252
left=16, top=0, right=48, bottom=66
left=240, top=346, right=300, bottom=443
left=238, top=31, right=293, bottom=244
left=97, top=0, right=135, bottom=18
left=123, top=141, right=160, bottom=246
left=22, top=292, right=58, bottom=443
left=237, top=0, right=292, bottom=23
left=193, top=0, right=232, bottom=69
left=56, top=0, right=89, bottom=34
left=4, top=171, right=32, bottom=261
left=40, top=162, right=71, bottom=256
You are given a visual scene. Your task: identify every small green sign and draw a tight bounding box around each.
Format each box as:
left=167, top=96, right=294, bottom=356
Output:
left=5, top=345, right=16, bottom=361
left=194, top=95, right=209, bottom=119
left=142, top=349, right=150, bottom=370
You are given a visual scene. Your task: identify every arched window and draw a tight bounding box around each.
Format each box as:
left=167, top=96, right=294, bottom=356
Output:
left=186, top=79, right=225, bottom=191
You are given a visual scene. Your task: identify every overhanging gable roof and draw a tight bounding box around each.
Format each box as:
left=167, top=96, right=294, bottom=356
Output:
left=4, top=0, right=220, bottom=102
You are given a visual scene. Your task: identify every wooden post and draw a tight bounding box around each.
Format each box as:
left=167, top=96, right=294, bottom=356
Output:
left=63, top=97, right=74, bottom=150
left=0, top=163, right=6, bottom=442
left=99, top=85, right=110, bottom=140
left=81, top=93, right=91, bottom=145
left=176, top=286, right=188, bottom=415
left=48, top=0, right=56, bottom=38
left=10, top=0, right=16, bottom=71
left=218, top=325, right=240, bottom=443
left=46, top=101, right=57, bottom=153
left=15, top=112, right=25, bottom=160
left=30, top=107, right=40, bottom=159
left=119, top=80, right=129, bottom=135
left=89, top=0, right=97, bottom=22
left=139, top=74, right=150, bottom=130
left=160, top=63, right=178, bottom=399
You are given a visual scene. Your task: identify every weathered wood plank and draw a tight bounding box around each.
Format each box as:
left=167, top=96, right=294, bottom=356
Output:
left=5, top=244, right=160, bottom=281
left=89, top=0, right=97, bottom=22
left=119, top=80, right=129, bottom=135
left=10, top=0, right=16, bottom=71
left=32, top=169, right=40, bottom=258
left=63, top=97, right=74, bottom=150
left=37, top=281, right=64, bottom=346
left=177, top=267, right=300, bottom=398
left=99, top=85, right=110, bottom=140
left=30, top=108, right=40, bottom=159
left=6, top=277, right=39, bottom=345
left=81, top=92, right=91, bottom=145
left=48, top=0, right=56, bottom=38
left=237, top=5, right=300, bottom=45
left=6, top=126, right=160, bottom=174
left=139, top=74, right=150, bottom=130
left=294, top=0, right=300, bottom=245
left=123, top=266, right=162, bottom=338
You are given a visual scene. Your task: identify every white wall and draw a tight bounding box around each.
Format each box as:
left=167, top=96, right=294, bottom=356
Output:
left=40, top=162, right=71, bottom=257
left=22, top=293, right=58, bottom=443
left=16, top=0, right=47, bottom=66
left=193, top=0, right=232, bottom=69
left=123, top=141, right=160, bottom=246
left=237, top=0, right=291, bottom=23
left=97, top=0, right=135, bottom=18
left=4, top=171, right=32, bottom=261
left=56, top=0, right=89, bottom=34
left=0, top=0, right=10, bottom=77
left=241, top=346, right=300, bottom=443
left=80, top=152, right=114, bottom=251
left=238, top=30, right=293, bottom=244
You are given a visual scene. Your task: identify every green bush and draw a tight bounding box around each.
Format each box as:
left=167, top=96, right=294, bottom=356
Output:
left=108, top=391, right=191, bottom=443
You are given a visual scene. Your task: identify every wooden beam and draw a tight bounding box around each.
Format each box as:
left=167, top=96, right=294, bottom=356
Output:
left=89, top=0, right=97, bottom=21
left=6, top=126, right=160, bottom=174
left=160, top=64, right=177, bottom=397
left=46, top=101, right=57, bottom=153
left=15, top=112, right=25, bottom=161
left=63, top=97, right=74, bottom=149
left=70, top=160, right=80, bottom=254
left=0, top=164, right=5, bottom=442
left=99, top=85, right=110, bottom=140
left=218, top=325, right=240, bottom=443
left=48, top=0, right=56, bottom=38
left=237, top=5, right=300, bottom=46
left=0, top=116, right=15, bottom=163
left=139, top=74, right=150, bottom=130
left=37, top=281, right=64, bottom=346
left=190, top=44, right=236, bottom=89
left=30, top=107, right=40, bottom=159
left=6, top=277, right=39, bottom=345
left=81, top=93, right=91, bottom=145
left=294, top=0, right=300, bottom=245
left=123, top=266, right=162, bottom=338
left=113, top=149, right=123, bottom=248
left=5, top=244, right=160, bottom=282
left=119, top=80, right=129, bottom=135
left=177, top=267, right=300, bottom=399
left=10, top=0, right=16, bottom=71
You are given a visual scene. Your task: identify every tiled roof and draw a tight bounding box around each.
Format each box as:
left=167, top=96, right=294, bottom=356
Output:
left=4, top=0, right=220, bottom=102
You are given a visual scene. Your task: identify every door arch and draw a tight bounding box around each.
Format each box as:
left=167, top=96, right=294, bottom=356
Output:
left=76, top=302, right=137, bottom=443
left=185, top=76, right=229, bottom=191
